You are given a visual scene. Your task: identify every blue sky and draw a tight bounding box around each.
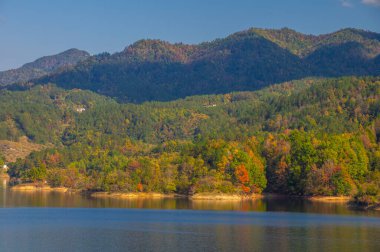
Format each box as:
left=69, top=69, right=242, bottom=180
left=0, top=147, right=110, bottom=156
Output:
left=0, top=0, right=379, bottom=70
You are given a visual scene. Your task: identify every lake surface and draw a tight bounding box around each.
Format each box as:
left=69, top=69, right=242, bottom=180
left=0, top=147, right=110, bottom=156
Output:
left=1, top=178, right=379, bottom=252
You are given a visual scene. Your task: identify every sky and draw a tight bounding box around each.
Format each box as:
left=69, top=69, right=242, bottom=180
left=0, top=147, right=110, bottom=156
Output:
left=0, top=0, right=379, bottom=71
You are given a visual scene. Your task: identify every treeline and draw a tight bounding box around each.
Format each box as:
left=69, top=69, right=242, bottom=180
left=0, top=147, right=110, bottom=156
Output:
left=1, top=77, right=380, bottom=203
left=8, top=129, right=379, bottom=200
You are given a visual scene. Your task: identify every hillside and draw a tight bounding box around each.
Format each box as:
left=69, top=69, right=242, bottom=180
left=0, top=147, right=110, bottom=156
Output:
left=0, top=49, right=90, bottom=86
left=24, top=28, right=380, bottom=103
left=0, top=137, right=45, bottom=162
left=1, top=77, right=379, bottom=201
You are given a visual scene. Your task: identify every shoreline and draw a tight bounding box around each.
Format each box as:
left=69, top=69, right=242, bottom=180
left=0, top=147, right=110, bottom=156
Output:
left=91, top=192, right=264, bottom=200
left=83, top=192, right=358, bottom=203
left=263, top=193, right=352, bottom=203
left=6, top=184, right=376, bottom=208
left=190, top=193, right=263, bottom=200
left=307, top=196, right=351, bottom=203
left=5, top=184, right=355, bottom=201
left=91, top=192, right=184, bottom=199
left=0, top=174, right=10, bottom=179
left=10, top=183, right=69, bottom=192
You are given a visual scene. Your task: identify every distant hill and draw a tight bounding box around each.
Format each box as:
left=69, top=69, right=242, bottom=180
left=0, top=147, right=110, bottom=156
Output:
left=0, top=49, right=90, bottom=86
left=4, top=28, right=380, bottom=102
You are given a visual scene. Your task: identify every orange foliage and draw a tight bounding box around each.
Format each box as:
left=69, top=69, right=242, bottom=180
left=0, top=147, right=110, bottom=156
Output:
left=241, top=185, right=251, bottom=193
left=235, top=164, right=250, bottom=193
left=128, top=160, right=141, bottom=170
left=278, top=156, right=288, bottom=171
left=48, top=153, right=61, bottom=165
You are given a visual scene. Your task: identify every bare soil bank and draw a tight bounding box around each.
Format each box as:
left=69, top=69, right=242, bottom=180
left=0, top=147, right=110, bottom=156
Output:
left=190, top=193, right=263, bottom=200
left=308, top=196, right=351, bottom=203
left=11, top=183, right=69, bottom=192
left=91, top=192, right=183, bottom=199
left=0, top=173, right=10, bottom=179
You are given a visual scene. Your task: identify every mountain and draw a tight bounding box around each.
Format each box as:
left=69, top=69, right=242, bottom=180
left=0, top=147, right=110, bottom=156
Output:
left=1, top=28, right=379, bottom=202
left=25, top=28, right=378, bottom=103
left=251, top=27, right=380, bottom=57
left=2, top=28, right=380, bottom=103
left=0, top=49, right=90, bottom=86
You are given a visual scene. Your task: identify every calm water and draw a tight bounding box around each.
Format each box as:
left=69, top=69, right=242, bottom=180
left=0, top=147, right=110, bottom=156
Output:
left=0, top=178, right=379, bottom=252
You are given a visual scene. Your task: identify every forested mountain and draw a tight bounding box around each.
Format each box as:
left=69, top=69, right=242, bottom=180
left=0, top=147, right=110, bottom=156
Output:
left=252, top=28, right=380, bottom=57
left=0, top=27, right=379, bottom=204
left=23, top=28, right=380, bottom=102
left=0, top=49, right=90, bottom=86
left=1, top=77, right=379, bottom=203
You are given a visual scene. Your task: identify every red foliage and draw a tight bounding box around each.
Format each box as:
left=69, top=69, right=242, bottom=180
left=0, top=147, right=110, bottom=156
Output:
left=235, top=164, right=250, bottom=193
left=137, top=182, right=143, bottom=192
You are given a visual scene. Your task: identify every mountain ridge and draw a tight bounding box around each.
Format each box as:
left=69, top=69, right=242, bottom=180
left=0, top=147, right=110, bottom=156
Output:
left=0, top=49, right=90, bottom=86
left=2, top=27, right=380, bottom=102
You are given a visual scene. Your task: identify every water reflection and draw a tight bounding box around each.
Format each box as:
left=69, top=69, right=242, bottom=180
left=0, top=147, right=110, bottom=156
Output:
left=0, top=180, right=379, bottom=217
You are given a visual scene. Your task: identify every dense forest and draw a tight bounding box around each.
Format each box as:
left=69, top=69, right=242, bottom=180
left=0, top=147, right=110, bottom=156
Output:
left=2, top=28, right=378, bottom=103
left=0, top=76, right=379, bottom=205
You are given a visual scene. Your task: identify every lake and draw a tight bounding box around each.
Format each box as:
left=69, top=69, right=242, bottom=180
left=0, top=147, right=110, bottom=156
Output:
left=0, top=178, right=379, bottom=251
